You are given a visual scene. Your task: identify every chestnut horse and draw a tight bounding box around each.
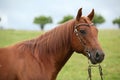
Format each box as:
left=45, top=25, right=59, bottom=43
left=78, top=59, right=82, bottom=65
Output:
left=0, top=8, right=104, bottom=80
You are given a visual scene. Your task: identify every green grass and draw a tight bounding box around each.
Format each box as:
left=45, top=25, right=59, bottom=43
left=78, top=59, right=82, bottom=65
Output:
left=0, top=30, right=44, bottom=47
left=0, top=29, right=120, bottom=80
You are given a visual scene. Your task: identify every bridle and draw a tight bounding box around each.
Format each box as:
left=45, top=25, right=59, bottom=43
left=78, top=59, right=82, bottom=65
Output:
left=74, top=23, right=94, bottom=58
left=74, top=23, right=104, bottom=80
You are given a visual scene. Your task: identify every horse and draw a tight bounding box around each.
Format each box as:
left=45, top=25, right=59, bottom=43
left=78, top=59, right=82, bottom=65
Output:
left=0, top=8, right=105, bottom=80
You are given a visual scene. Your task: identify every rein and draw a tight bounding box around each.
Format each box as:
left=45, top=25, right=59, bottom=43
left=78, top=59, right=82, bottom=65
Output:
left=74, top=23, right=104, bottom=80
left=87, top=60, right=103, bottom=80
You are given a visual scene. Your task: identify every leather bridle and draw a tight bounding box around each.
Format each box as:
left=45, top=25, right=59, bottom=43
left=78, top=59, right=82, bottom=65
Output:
left=74, top=23, right=94, bottom=58
left=74, top=23, right=104, bottom=80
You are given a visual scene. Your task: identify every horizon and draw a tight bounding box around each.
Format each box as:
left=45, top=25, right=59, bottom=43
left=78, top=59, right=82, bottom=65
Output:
left=0, top=0, right=120, bottom=30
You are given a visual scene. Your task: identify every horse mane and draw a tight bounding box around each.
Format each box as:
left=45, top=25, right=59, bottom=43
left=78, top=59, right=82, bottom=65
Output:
left=16, top=19, right=75, bottom=57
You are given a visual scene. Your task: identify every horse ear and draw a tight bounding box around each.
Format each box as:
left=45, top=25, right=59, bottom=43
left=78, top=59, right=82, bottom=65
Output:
left=88, top=9, right=94, bottom=21
left=76, top=8, right=82, bottom=21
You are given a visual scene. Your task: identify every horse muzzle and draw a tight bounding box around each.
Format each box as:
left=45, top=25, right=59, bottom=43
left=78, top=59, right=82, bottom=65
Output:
left=86, top=49, right=105, bottom=64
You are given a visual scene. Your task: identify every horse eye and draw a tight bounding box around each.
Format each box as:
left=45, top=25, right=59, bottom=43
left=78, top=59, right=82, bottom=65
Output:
left=80, top=30, right=86, bottom=34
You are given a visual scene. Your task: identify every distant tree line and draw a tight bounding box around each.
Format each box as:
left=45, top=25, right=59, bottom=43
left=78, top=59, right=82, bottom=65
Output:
left=33, top=14, right=103, bottom=30
left=0, top=14, right=120, bottom=30
left=34, top=14, right=119, bottom=30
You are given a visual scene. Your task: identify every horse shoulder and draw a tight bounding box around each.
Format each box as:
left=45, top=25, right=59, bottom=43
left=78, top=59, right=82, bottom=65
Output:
left=0, top=47, right=18, bottom=80
left=12, top=46, right=49, bottom=80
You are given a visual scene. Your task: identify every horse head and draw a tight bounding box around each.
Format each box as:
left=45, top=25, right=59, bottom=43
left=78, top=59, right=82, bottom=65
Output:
left=71, top=8, right=105, bottom=64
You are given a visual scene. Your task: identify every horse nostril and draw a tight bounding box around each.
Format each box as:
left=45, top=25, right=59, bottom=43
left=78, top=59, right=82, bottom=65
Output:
left=96, top=52, right=100, bottom=60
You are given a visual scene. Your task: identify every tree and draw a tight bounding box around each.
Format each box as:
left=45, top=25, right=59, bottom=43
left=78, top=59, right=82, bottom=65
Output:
left=58, top=15, right=74, bottom=24
left=113, top=17, right=120, bottom=29
left=92, top=14, right=105, bottom=26
left=33, top=16, right=52, bottom=30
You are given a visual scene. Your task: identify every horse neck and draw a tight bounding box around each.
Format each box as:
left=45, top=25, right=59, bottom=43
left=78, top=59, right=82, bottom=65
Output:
left=35, top=20, right=75, bottom=79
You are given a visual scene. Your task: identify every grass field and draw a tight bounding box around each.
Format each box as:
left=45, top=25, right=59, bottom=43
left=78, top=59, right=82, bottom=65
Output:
left=0, top=29, right=120, bottom=80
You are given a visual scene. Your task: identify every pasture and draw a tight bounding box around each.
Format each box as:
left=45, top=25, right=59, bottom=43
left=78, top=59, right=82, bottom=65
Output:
left=0, top=29, right=120, bottom=80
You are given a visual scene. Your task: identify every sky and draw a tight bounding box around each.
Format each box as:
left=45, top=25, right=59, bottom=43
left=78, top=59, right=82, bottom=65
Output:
left=0, top=0, right=120, bottom=30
